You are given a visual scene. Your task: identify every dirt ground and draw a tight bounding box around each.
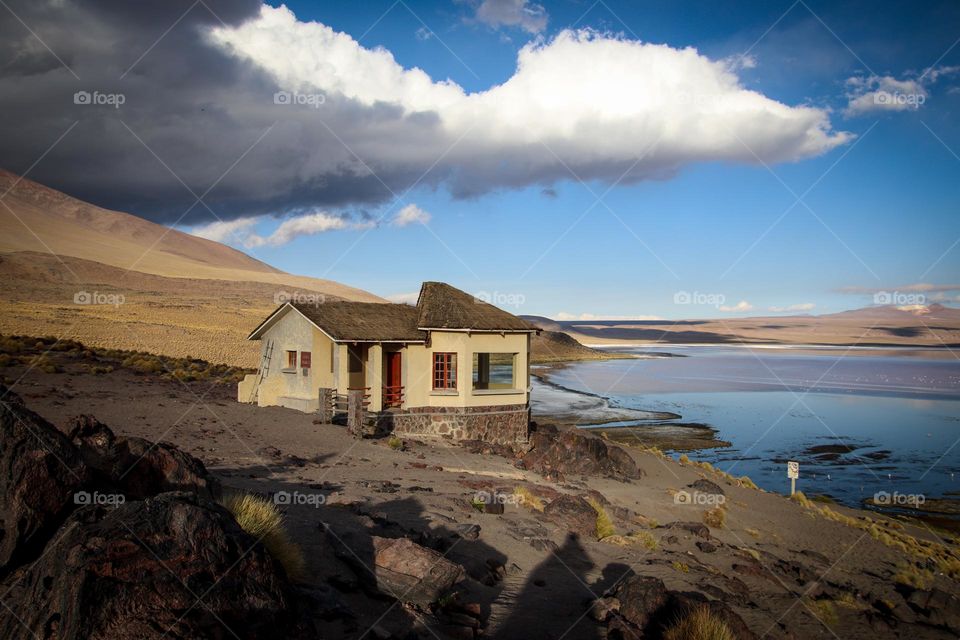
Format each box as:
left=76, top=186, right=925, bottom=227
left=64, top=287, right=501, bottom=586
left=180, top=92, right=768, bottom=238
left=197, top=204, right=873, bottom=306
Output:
left=4, top=352, right=960, bottom=639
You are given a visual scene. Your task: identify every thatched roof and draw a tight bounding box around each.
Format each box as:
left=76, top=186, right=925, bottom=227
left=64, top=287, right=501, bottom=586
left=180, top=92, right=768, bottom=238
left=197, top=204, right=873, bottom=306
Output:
left=249, top=282, right=536, bottom=342
left=416, top=282, right=537, bottom=331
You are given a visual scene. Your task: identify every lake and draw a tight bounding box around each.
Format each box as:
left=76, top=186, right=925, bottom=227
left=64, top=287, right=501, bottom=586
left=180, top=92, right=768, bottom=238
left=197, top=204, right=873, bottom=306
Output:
left=533, top=345, right=960, bottom=510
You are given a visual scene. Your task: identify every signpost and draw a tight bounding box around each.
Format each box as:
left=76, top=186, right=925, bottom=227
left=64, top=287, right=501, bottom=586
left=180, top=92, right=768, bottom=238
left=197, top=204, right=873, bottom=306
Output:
left=787, top=461, right=799, bottom=495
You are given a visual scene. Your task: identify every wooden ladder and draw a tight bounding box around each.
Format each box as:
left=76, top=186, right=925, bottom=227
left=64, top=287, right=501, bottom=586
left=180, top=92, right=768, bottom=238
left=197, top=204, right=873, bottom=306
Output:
left=249, top=339, right=274, bottom=404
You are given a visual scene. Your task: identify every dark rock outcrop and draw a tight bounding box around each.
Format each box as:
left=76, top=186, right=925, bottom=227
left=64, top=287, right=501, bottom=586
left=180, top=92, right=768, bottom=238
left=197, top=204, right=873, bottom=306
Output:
left=0, top=492, right=296, bottom=640
left=69, top=415, right=220, bottom=500
left=519, top=424, right=642, bottom=481
left=0, top=388, right=303, bottom=639
left=543, top=494, right=598, bottom=537
left=599, top=574, right=757, bottom=639
left=0, top=389, right=90, bottom=576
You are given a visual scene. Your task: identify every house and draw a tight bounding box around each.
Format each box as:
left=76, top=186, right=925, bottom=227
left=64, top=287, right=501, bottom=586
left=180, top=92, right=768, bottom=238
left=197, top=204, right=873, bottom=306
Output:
left=238, top=282, right=538, bottom=444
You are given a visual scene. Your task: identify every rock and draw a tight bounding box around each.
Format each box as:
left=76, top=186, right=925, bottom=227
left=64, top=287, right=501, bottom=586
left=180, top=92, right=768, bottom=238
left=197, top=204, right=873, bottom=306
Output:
left=614, top=575, right=670, bottom=629
left=907, top=587, right=960, bottom=633
left=696, top=540, right=718, bottom=553
left=590, top=596, right=620, bottom=622
left=454, top=523, right=481, bottom=540
left=0, top=492, right=298, bottom=640
left=68, top=415, right=219, bottom=500
left=520, top=425, right=643, bottom=481
left=687, top=479, right=725, bottom=496
left=543, top=494, right=598, bottom=537
left=362, top=536, right=465, bottom=608
left=0, top=388, right=89, bottom=576
left=660, top=521, right=711, bottom=539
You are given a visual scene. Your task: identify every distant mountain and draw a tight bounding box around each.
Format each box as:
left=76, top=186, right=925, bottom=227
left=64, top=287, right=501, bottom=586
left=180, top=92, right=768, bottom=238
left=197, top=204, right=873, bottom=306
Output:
left=0, top=168, right=381, bottom=301
left=543, top=305, right=960, bottom=348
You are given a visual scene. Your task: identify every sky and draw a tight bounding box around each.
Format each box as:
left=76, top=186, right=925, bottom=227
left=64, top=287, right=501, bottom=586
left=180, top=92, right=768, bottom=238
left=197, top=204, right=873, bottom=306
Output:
left=1, top=0, right=959, bottom=319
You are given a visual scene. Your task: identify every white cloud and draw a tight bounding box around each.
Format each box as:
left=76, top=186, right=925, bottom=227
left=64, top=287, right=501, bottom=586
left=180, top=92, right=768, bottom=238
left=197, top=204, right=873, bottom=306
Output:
left=188, top=217, right=258, bottom=244
left=385, top=291, right=420, bottom=304
left=844, top=67, right=959, bottom=116
left=188, top=210, right=367, bottom=248
left=554, top=312, right=663, bottom=321
left=209, top=5, right=850, bottom=197
left=768, top=303, right=815, bottom=313
left=474, top=0, right=548, bottom=34
left=392, top=203, right=431, bottom=227
left=718, top=300, right=754, bottom=313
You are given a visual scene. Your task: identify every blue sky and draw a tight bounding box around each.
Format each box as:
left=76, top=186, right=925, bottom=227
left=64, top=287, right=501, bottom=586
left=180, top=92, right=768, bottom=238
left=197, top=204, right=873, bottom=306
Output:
left=184, top=0, right=960, bottom=319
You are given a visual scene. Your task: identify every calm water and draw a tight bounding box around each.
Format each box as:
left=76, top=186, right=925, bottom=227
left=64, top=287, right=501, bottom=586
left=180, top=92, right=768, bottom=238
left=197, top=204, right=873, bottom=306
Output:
left=540, top=346, right=960, bottom=508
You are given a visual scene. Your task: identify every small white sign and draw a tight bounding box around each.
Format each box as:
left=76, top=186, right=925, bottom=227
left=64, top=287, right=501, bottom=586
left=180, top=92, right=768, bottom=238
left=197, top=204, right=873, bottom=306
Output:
left=787, top=461, right=799, bottom=479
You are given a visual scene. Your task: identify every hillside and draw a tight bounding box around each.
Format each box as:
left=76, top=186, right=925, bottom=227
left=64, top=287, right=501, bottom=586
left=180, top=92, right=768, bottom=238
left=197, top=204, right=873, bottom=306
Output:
left=522, top=316, right=625, bottom=363
left=556, top=304, right=960, bottom=348
left=0, top=169, right=382, bottom=366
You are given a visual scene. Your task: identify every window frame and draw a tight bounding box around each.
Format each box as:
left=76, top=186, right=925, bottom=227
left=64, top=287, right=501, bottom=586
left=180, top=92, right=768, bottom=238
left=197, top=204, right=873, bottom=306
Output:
left=432, top=352, right=457, bottom=391
left=285, top=350, right=297, bottom=370
left=300, top=351, right=311, bottom=369
left=472, top=352, right=518, bottom=391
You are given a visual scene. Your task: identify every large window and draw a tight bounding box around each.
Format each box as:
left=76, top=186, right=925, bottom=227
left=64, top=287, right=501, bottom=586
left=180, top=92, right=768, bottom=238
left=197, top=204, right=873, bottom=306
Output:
left=433, top=352, right=457, bottom=390
left=473, top=353, right=517, bottom=390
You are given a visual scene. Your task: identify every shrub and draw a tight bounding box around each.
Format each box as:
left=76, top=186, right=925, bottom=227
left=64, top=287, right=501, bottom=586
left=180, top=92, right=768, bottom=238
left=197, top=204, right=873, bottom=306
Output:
left=663, top=605, right=734, bottom=640
left=737, top=476, right=758, bottom=490
left=892, top=564, right=933, bottom=590
left=703, top=507, right=726, bottom=529
left=513, top=486, right=545, bottom=512
left=387, top=436, right=404, bottom=450
left=220, top=492, right=305, bottom=581
left=671, top=560, right=690, bottom=573
left=587, top=497, right=616, bottom=540
left=807, top=599, right=839, bottom=627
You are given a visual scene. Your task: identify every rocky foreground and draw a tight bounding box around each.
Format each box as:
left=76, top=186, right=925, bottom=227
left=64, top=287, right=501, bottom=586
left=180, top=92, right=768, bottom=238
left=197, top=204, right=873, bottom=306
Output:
left=2, top=352, right=960, bottom=638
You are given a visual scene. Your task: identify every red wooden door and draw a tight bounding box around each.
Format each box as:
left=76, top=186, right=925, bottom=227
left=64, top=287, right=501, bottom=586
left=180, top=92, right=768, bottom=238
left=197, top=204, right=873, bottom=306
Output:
left=385, top=352, right=402, bottom=406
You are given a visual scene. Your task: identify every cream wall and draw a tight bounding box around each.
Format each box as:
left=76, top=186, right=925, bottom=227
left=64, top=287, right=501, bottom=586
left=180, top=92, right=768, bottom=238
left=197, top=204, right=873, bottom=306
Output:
left=253, top=309, right=334, bottom=409
left=403, top=331, right=530, bottom=409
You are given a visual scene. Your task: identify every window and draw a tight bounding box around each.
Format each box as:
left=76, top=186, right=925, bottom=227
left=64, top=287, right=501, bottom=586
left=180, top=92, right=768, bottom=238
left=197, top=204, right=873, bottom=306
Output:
left=433, top=352, right=457, bottom=390
left=300, top=351, right=311, bottom=369
left=285, top=350, right=297, bottom=369
left=473, top=353, right=517, bottom=390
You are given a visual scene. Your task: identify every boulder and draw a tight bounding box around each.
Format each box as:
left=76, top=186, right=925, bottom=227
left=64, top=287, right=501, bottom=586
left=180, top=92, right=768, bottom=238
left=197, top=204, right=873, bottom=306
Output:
left=0, top=387, right=89, bottom=575
left=615, top=575, right=670, bottom=630
left=659, top=521, right=711, bottom=539
left=0, top=492, right=298, bottom=640
left=519, top=425, right=642, bottom=481
left=543, top=494, right=598, bottom=537
left=368, top=536, right=465, bottom=608
left=687, top=478, right=725, bottom=496
left=69, top=415, right=220, bottom=500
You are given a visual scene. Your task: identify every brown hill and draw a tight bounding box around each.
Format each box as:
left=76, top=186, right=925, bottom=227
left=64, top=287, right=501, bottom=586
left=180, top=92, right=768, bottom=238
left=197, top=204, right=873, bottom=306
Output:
left=0, top=169, right=383, bottom=366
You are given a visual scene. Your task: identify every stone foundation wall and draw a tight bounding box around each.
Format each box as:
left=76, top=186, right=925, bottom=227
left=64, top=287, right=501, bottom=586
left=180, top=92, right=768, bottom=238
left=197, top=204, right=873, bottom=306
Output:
left=373, top=404, right=530, bottom=445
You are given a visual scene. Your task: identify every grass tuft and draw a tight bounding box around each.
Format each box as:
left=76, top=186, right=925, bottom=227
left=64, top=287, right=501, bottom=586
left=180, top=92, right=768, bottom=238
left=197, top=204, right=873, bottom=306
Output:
left=513, top=486, right=545, bottom=512
left=587, top=497, right=616, bottom=540
left=220, top=492, right=305, bottom=581
left=703, top=506, right=726, bottom=529
left=663, top=605, right=734, bottom=640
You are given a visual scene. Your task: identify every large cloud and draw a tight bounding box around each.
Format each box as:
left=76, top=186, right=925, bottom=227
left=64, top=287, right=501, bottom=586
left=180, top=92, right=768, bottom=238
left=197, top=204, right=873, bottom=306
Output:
left=0, top=1, right=849, bottom=224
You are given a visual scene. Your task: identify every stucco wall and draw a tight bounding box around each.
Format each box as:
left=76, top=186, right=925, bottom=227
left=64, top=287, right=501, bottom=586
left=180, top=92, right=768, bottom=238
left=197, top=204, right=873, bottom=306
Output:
left=403, top=331, right=530, bottom=409
left=251, top=308, right=334, bottom=410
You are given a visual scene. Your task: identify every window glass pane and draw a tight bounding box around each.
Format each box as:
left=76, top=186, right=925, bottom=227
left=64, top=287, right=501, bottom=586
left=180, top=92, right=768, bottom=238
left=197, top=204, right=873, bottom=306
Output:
left=286, top=350, right=297, bottom=368
left=472, top=353, right=516, bottom=390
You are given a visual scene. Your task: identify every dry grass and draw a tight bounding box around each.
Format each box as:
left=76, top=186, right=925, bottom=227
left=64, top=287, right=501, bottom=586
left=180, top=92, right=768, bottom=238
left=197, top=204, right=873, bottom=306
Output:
left=387, top=436, right=404, bottom=450
left=220, top=492, right=305, bottom=581
left=892, top=564, right=934, bottom=590
left=604, top=530, right=659, bottom=550
left=663, top=605, right=734, bottom=640
left=513, top=486, right=545, bottom=512
left=807, top=599, right=839, bottom=627
left=587, top=497, right=616, bottom=540
left=703, top=506, right=726, bottom=529
left=671, top=560, right=690, bottom=573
